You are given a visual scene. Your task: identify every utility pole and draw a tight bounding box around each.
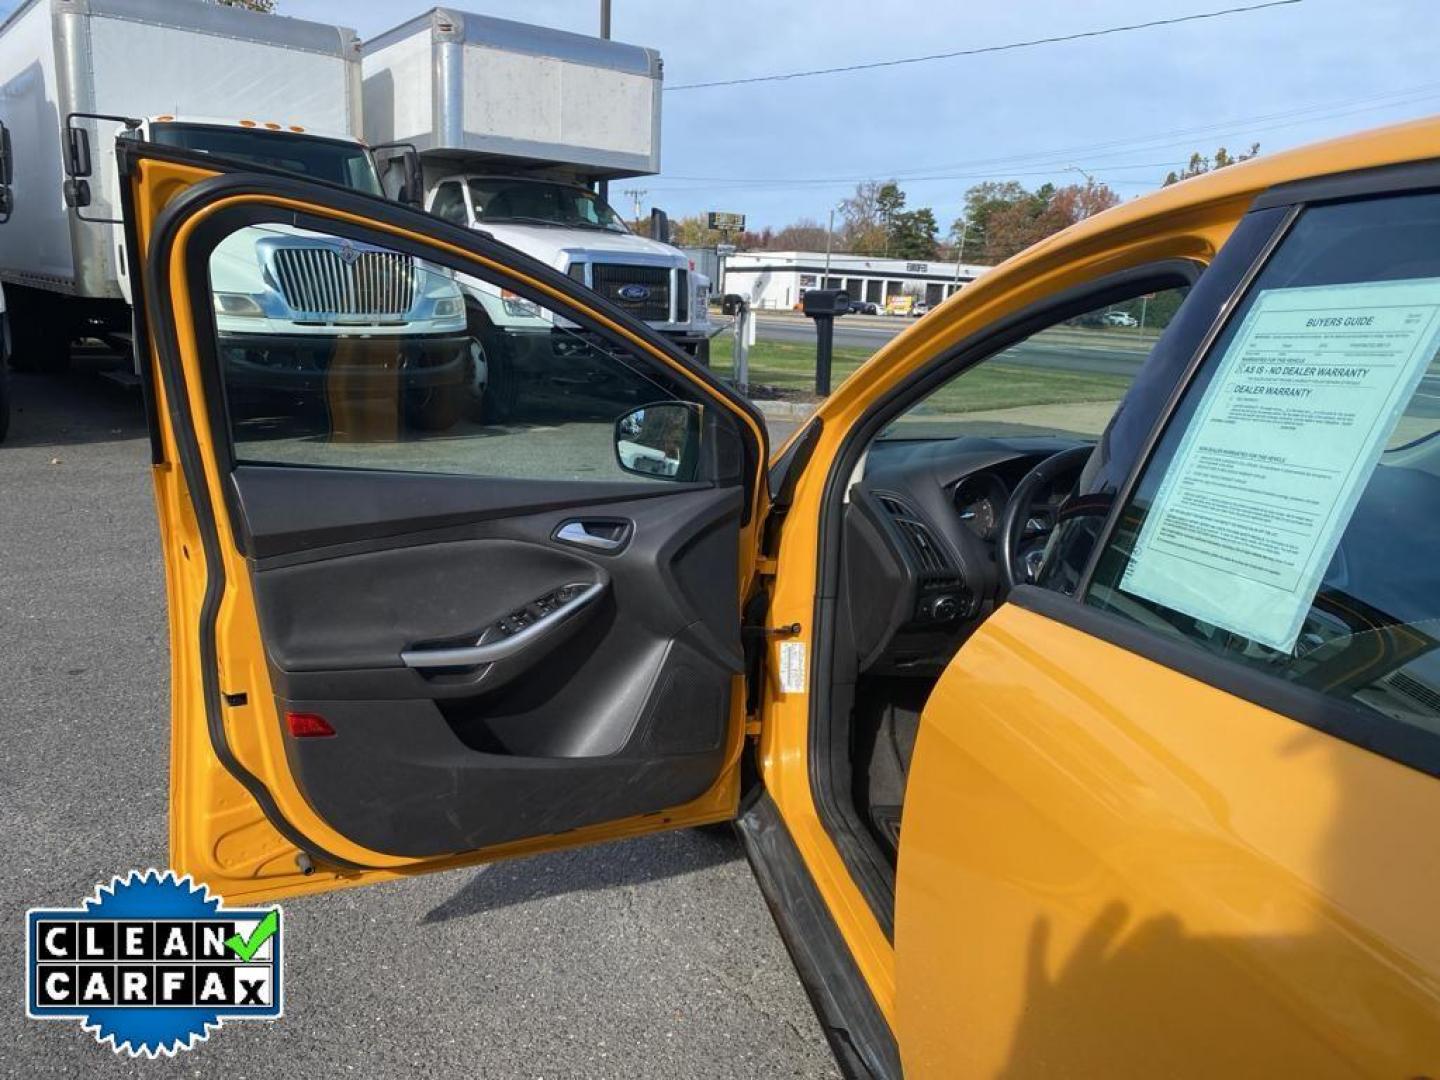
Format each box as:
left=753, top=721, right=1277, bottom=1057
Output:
left=952, top=218, right=967, bottom=284
left=597, top=0, right=612, bottom=205
left=824, top=207, right=834, bottom=288
left=623, top=187, right=647, bottom=226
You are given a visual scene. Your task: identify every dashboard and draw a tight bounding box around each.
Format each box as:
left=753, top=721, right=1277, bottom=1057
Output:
left=841, top=433, right=1089, bottom=675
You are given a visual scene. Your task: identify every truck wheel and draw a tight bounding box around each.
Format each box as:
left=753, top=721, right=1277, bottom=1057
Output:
left=466, top=299, right=517, bottom=424
left=461, top=337, right=488, bottom=422
left=404, top=383, right=463, bottom=432
left=480, top=347, right=518, bottom=423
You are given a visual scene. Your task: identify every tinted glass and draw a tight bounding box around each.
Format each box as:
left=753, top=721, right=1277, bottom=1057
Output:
left=207, top=223, right=697, bottom=482
left=467, top=179, right=628, bottom=232
left=881, top=286, right=1190, bottom=442
left=1087, top=192, right=1440, bottom=749
left=152, top=124, right=382, bottom=196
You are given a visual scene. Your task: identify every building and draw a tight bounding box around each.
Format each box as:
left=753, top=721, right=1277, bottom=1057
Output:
left=712, top=250, right=992, bottom=310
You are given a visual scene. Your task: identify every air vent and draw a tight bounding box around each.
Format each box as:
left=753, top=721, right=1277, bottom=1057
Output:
left=875, top=492, right=953, bottom=573
left=1386, top=669, right=1440, bottom=715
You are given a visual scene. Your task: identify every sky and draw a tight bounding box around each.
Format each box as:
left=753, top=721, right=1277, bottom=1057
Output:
left=8, top=0, right=1440, bottom=232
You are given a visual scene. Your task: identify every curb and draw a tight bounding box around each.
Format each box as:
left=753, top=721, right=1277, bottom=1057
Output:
left=751, top=399, right=818, bottom=420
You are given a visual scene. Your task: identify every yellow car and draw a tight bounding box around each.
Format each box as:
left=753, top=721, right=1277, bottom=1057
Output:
left=127, top=117, right=1440, bottom=1077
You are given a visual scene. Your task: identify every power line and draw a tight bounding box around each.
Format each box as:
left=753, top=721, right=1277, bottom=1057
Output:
left=646, top=79, right=1440, bottom=193
left=666, top=0, right=1303, bottom=91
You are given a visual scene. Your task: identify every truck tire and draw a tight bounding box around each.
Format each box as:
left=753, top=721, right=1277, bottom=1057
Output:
left=466, top=299, right=517, bottom=424
left=404, top=382, right=463, bottom=432
left=0, top=360, right=10, bottom=443
left=480, top=345, right=518, bottom=423
left=461, top=337, right=487, bottom=422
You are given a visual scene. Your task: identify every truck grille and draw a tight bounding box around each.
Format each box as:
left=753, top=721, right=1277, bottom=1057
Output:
left=271, top=247, right=415, bottom=318
left=591, top=264, right=671, bottom=322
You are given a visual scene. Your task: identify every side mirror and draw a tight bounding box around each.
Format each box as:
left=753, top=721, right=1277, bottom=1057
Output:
left=0, top=121, right=13, bottom=187
left=402, top=151, right=424, bottom=210
left=65, top=124, right=92, bottom=178
left=62, top=177, right=91, bottom=208
left=614, top=401, right=701, bottom=482
left=649, top=207, right=669, bottom=245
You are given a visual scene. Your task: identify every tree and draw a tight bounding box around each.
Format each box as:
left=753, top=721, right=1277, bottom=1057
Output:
left=876, top=181, right=906, bottom=256
left=957, top=179, right=1119, bottom=264
left=838, top=180, right=886, bottom=254
left=1164, top=143, right=1260, bottom=186
left=216, top=0, right=277, bottom=10
left=888, top=207, right=938, bottom=259
left=770, top=218, right=831, bottom=251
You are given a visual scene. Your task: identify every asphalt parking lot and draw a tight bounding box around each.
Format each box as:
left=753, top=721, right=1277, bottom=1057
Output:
left=0, top=361, right=837, bottom=1078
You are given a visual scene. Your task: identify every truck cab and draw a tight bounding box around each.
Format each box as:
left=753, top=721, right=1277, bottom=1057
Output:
left=103, top=118, right=479, bottom=426
left=427, top=173, right=711, bottom=359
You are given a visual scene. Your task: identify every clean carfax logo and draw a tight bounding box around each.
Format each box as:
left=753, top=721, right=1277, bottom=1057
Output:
left=26, top=869, right=283, bottom=1057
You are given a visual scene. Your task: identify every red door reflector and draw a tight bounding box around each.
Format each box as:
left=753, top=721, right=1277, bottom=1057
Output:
left=285, top=711, right=336, bottom=738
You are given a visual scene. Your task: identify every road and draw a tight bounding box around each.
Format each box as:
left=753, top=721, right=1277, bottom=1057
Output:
left=752, top=312, right=1153, bottom=377
left=0, top=361, right=839, bottom=1079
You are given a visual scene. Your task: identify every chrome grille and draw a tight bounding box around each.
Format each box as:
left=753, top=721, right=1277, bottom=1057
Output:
left=591, top=263, right=671, bottom=322
left=271, top=246, right=415, bottom=318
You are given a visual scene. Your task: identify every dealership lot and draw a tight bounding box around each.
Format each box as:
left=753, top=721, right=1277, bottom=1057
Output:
left=0, top=364, right=837, bottom=1078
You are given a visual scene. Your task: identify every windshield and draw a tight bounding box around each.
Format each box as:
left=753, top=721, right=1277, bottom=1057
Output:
left=466, top=178, right=628, bottom=232
left=150, top=123, right=383, bottom=196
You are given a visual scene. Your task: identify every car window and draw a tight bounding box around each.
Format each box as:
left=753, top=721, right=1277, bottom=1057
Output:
left=430, top=182, right=468, bottom=226
left=1086, top=191, right=1440, bottom=757
left=204, top=222, right=709, bottom=483
left=879, top=286, right=1190, bottom=443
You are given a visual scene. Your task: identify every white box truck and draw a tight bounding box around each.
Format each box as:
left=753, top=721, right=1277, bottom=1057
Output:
left=0, top=0, right=440, bottom=388
left=362, top=7, right=713, bottom=413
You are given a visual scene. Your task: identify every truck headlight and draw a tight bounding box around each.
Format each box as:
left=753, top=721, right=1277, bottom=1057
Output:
left=501, top=288, right=541, bottom=318
left=432, top=295, right=465, bottom=319
left=213, top=292, right=265, bottom=317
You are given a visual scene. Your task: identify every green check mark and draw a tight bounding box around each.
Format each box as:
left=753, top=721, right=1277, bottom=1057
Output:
left=225, top=910, right=279, bottom=962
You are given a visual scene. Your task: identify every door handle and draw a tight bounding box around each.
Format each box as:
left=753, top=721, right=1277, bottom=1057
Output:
left=400, top=581, right=605, bottom=669
left=554, top=519, right=631, bottom=553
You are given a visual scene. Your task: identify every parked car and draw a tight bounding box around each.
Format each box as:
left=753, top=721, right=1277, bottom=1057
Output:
left=1104, top=310, right=1139, bottom=326
left=849, top=298, right=881, bottom=315
left=121, top=116, right=1440, bottom=1076
left=910, top=300, right=931, bottom=317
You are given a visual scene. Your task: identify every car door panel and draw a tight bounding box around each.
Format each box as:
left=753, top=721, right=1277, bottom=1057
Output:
left=252, top=484, right=743, bottom=857
left=896, top=599, right=1440, bottom=1077
left=125, top=148, right=766, bottom=900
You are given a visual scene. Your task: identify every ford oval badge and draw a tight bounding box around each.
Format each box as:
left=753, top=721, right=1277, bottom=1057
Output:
left=618, top=284, right=650, bottom=302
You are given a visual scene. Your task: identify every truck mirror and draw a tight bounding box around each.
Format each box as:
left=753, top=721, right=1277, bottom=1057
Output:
left=649, top=207, right=669, bottom=244
left=65, top=124, right=92, bottom=178
left=62, top=177, right=91, bottom=209
left=402, top=151, right=423, bottom=210
left=0, top=122, right=13, bottom=187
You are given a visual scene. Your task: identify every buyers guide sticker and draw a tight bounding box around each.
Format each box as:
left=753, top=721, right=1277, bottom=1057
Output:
left=1121, top=277, right=1440, bottom=652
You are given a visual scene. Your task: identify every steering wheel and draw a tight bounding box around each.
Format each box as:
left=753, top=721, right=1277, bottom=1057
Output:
left=998, top=445, right=1096, bottom=590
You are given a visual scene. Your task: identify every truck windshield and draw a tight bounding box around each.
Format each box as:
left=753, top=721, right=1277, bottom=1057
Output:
left=466, top=178, right=628, bottom=233
left=150, top=124, right=382, bottom=196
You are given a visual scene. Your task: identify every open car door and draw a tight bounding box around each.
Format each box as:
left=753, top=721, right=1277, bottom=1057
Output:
left=122, top=145, right=768, bottom=903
